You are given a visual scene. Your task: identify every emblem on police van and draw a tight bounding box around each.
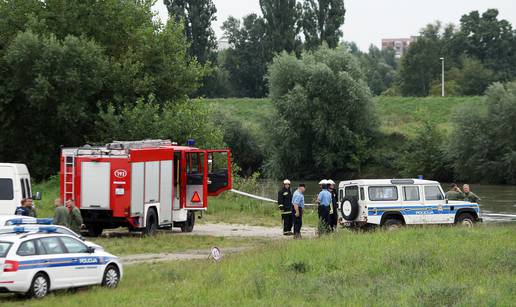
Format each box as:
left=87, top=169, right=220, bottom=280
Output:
left=114, top=169, right=127, bottom=178
left=437, top=204, right=443, bottom=211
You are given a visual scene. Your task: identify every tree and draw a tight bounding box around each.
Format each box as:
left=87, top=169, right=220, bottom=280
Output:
left=356, top=45, right=398, bottom=95
left=259, top=0, right=302, bottom=55
left=447, top=56, right=495, bottom=96
left=164, top=0, right=217, bottom=64
left=448, top=82, right=516, bottom=184
left=222, top=15, right=268, bottom=97
left=267, top=45, right=378, bottom=178
left=302, top=0, right=346, bottom=50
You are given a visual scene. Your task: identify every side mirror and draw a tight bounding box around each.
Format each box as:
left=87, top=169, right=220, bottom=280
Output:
left=87, top=246, right=95, bottom=253
left=33, top=191, right=42, bottom=200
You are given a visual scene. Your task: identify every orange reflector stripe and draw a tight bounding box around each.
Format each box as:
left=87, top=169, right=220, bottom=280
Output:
left=191, top=191, right=201, bottom=203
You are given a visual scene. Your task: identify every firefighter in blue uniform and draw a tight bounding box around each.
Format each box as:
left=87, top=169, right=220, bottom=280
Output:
left=277, top=179, right=293, bottom=235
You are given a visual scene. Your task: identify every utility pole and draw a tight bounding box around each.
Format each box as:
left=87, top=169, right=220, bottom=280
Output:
left=440, top=57, right=445, bottom=97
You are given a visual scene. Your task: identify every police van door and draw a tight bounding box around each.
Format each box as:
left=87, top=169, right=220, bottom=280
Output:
left=183, top=151, right=207, bottom=208
left=206, top=150, right=232, bottom=196
left=423, top=185, right=447, bottom=223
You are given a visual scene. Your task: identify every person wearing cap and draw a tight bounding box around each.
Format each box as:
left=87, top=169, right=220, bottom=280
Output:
left=327, top=180, right=338, bottom=231
left=277, top=179, right=293, bottom=235
left=292, top=183, right=306, bottom=239
left=317, top=180, right=332, bottom=234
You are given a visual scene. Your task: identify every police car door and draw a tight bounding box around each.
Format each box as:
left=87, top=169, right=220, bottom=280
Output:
left=423, top=185, right=447, bottom=223
left=58, top=236, right=99, bottom=285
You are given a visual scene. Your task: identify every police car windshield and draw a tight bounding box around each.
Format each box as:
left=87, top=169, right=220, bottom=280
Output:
left=0, top=241, right=12, bottom=257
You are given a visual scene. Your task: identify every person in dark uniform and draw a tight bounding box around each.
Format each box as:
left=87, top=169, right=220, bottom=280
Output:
left=463, top=184, right=480, bottom=203
left=277, top=179, right=293, bottom=235
left=327, top=180, right=338, bottom=231
left=445, top=183, right=464, bottom=200
left=14, top=198, right=37, bottom=217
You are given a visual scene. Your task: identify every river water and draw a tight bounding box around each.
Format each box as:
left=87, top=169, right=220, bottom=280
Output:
left=242, top=180, right=516, bottom=223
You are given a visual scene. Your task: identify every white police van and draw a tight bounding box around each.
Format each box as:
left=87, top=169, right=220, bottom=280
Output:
left=338, top=179, right=482, bottom=229
left=0, top=164, right=42, bottom=215
left=0, top=226, right=122, bottom=298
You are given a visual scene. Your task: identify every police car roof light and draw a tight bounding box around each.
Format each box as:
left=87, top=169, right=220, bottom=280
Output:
left=38, top=226, right=57, bottom=233
left=13, top=226, right=27, bottom=233
left=36, top=218, right=53, bottom=225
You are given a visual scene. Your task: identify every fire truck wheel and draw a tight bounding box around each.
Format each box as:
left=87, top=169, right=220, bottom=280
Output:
left=143, top=208, right=158, bottom=235
left=86, top=224, right=103, bottom=237
left=181, top=211, right=195, bottom=233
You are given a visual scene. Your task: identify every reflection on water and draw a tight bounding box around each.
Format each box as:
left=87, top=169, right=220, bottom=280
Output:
left=243, top=180, right=516, bottom=223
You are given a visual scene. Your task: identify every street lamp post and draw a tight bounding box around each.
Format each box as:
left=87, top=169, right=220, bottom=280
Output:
left=440, top=57, right=445, bottom=97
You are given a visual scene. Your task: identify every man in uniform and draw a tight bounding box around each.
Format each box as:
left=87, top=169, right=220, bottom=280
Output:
left=317, top=182, right=332, bottom=234
left=445, top=183, right=465, bottom=200
left=277, top=179, right=293, bottom=235
left=463, top=184, right=480, bottom=203
left=292, top=184, right=306, bottom=239
left=66, top=199, right=84, bottom=234
left=327, top=180, right=338, bottom=231
left=15, top=198, right=37, bottom=217
left=53, top=198, right=69, bottom=226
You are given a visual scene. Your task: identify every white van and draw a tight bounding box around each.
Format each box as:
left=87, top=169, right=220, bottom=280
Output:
left=338, top=179, right=482, bottom=229
left=0, top=164, right=40, bottom=215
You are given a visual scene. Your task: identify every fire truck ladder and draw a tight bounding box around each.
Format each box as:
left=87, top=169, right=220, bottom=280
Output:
left=63, top=154, right=75, bottom=202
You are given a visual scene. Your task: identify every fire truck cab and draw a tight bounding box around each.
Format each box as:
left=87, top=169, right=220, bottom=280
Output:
left=59, top=139, right=231, bottom=236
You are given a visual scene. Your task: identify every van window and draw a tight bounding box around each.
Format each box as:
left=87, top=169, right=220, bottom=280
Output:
left=21, top=179, right=27, bottom=199
left=25, top=179, right=31, bottom=198
left=0, top=179, right=14, bottom=200
left=344, top=186, right=359, bottom=200
left=368, top=186, right=398, bottom=201
left=360, top=188, right=365, bottom=201
left=403, top=186, right=420, bottom=201
left=424, top=186, right=444, bottom=200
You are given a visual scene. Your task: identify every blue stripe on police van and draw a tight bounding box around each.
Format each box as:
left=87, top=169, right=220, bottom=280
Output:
left=18, top=256, right=109, bottom=270
left=367, top=204, right=480, bottom=216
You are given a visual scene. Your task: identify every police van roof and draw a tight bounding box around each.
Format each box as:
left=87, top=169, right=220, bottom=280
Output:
left=338, top=179, right=440, bottom=187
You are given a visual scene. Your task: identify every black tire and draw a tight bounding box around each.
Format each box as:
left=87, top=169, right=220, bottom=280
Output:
left=143, top=208, right=158, bottom=235
left=181, top=211, right=195, bottom=233
left=26, top=272, right=49, bottom=299
left=456, top=212, right=475, bottom=227
left=85, top=224, right=103, bottom=237
left=384, top=218, right=403, bottom=230
left=102, top=265, right=120, bottom=288
left=340, top=198, right=359, bottom=221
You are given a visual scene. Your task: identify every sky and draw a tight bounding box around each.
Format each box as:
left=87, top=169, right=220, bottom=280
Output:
left=153, top=0, right=516, bottom=51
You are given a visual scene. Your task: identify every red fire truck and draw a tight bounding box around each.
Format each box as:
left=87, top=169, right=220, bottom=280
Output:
left=59, top=139, right=231, bottom=236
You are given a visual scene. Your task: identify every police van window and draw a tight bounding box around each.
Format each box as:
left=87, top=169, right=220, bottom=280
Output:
left=424, top=186, right=444, bottom=201
left=403, top=186, right=420, bottom=201
left=368, top=186, right=398, bottom=201
left=338, top=189, right=344, bottom=202
left=39, top=237, right=65, bottom=254
left=344, top=186, right=359, bottom=199
left=25, top=179, right=31, bottom=198
left=0, top=178, right=14, bottom=200
left=360, top=187, right=365, bottom=201
left=60, top=237, right=88, bottom=253
left=20, top=179, right=27, bottom=199
left=17, top=240, right=37, bottom=256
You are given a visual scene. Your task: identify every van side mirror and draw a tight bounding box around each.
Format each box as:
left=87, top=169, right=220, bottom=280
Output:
left=33, top=191, right=42, bottom=200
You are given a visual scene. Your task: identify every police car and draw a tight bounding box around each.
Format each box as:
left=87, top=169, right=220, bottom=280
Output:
left=0, top=226, right=122, bottom=298
left=338, top=179, right=482, bottom=229
left=0, top=215, right=41, bottom=226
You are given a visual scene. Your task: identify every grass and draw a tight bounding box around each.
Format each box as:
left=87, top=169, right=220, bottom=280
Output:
left=1, top=225, right=514, bottom=306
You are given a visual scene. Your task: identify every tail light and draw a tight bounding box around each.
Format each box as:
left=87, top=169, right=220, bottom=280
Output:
left=4, top=260, right=19, bottom=272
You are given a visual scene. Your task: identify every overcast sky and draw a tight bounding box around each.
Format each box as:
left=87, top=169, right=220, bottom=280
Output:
left=153, top=0, right=516, bottom=51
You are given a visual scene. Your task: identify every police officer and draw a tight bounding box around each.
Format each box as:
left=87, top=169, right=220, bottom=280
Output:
left=327, top=179, right=338, bottom=231
left=463, top=184, right=480, bottom=203
left=277, top=179, right=293, bottom=235
left=292, top=183, right=306, bottom=239
left=445, top=183, right=465, bottom=200
left=317, top=181, right=332, bottom=234
left=14, top=198, right=37, bottom=217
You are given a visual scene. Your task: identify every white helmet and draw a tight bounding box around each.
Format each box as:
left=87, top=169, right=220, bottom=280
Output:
left=283, top=179, right=291, bottom=185
left=327, top=179, right=335, bottom=185
left=319, top=179, right=328, bottom=185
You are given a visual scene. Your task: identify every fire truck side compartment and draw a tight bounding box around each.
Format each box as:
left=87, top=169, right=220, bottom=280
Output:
left=159, top=160, right=173, bottom=224
left=130, top=162, right=144, bottom=216
left=81, top=162, right=110, bottom=209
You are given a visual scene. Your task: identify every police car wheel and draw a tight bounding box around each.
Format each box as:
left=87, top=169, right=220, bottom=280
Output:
left=102, top=265, right=120, bottom=288
left=384, top=219, right=403, bottom=230
left=341, top=198, right=359, bottom=221
left=456, top=213, right=475, bottom=227
left=27, top=273, right=49, bottom=298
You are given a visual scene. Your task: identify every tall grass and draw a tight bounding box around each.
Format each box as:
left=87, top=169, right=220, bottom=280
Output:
left=2, top=225, right=514, bottom=306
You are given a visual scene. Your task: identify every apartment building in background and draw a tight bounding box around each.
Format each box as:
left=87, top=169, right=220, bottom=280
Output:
left=381, top=36, right=417, bottom=58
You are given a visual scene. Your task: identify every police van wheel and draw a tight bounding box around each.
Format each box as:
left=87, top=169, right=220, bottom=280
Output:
left=27, top=272, right=49, bottom=298
left=143, top=208, right=158, bottom=235
left=384, top=219, right=403, bottom=231
left=102, top=265, right=120, bottom=288
left=456, top=213, right=475, bottom=227
left=86, top=224, right=103, bottom=237
left=181, top=211, right=195, bottom=233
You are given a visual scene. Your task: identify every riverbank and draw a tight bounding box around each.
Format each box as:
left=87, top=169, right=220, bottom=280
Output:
left=2, top=225, right=514, bottom=306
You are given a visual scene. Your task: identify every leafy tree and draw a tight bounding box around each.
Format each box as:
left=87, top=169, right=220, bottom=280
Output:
left=164, top=0, right=217, bottom=64
left=267, top=45, right=378, bottom=178
left=301, top=0, right=346, bottom=50
left=357, top=45, right=398, bottom=95
left=259, top=0, right=302, bottom=55
left=447, top=57, right=495, bottom=96
left=222, top=15, right=268, bottom=97
left=448, top=82, right=516, bottom=184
